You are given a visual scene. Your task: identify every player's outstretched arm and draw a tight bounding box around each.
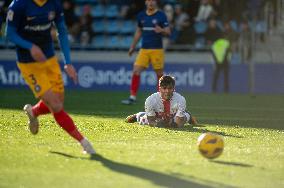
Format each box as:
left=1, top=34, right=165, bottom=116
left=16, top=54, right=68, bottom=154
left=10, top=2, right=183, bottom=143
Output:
left=128, top=27, right=142, bottom=56
left=55, top=20, right=78, bottom=84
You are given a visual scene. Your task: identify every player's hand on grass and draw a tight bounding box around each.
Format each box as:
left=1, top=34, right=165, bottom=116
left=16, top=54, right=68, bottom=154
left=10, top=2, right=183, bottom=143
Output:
left=128, top=46, right=135, bottom=56
left=30, top=44, right=46, bottom=62
left=64, top=64, right=78, bottom=84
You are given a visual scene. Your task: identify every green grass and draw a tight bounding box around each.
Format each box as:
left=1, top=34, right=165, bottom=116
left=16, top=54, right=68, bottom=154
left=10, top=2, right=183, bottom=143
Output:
left=0, top=89, right=284, bottom=188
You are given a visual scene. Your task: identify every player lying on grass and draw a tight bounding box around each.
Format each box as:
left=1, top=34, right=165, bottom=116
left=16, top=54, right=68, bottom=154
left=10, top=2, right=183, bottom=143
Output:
left=125, top=75, right=197, bottom=128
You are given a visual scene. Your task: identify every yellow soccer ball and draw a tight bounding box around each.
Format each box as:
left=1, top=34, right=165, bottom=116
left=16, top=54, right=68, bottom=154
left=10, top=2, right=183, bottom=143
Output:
left=197, top=132, right=224, bottom=159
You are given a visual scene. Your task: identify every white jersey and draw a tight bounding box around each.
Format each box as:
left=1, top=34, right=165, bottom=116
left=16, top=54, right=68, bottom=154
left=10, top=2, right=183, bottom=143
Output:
left=145, top=92, right=187, bottom=119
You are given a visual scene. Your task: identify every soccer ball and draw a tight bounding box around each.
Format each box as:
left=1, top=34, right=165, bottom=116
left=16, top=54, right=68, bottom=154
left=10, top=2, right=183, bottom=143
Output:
left=197, top=132, right=224, bottom=159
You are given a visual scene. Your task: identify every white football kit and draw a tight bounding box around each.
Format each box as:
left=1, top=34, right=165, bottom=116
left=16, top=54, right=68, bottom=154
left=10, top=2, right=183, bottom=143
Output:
left=137, top=92, right=191, bottom=125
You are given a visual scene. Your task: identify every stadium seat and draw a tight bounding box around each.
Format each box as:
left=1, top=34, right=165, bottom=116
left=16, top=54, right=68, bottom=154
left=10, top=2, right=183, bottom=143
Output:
left=74, top=5, right=84, bottom=17
left=194, top=21, right=208, bottom=34
left=105, top=20, right=121, bottom=34
left=107, top=36, right=121, bottom=49
left=91, top=35, right=106, bottom=49
left=120, top=36, right=133, bottom=49
left=216, top=20, right=224, bottom=31
left=194, top=37, right=206, bottom=49
left=92, top=20, right=105, bottom=34
left=91, top=5, right=105, bottom=18
left=105, top=5, right=119, bottom=18
left=120, top=20, right=136, bottom=34
left=255, top=21, right=267, bottom=33
left=75, top=0, right=98, bottom=4
left=230, top=20, right=240, bottom=32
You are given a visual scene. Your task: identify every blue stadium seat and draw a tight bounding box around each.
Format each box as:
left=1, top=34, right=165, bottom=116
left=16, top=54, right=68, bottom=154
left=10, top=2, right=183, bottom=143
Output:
left=194, top=37, right=206, bottom=49
left=105, top=5, right=119, bottom=18
left=194, top=21, right=208, bottom=34
left=91, top=35, right=106, bottom=49
left=230, top=20, right=240, bottom=32
left=0, top=37, right=6, bottom=47
left=120, top=36, right=133, bottom=49
left=107, top=36, right=121, bottom=49
left=74, top=5, right=84, bottom=17
left=75, top=0, right=98, bottom=4
left=105, top=20, right=121, bottom=34
left=255, top=21, right=267, bottom=33
left=92, top=21, right=105, bottom=34
left=92, top=5, right=105, bottom=18
left=216, top=20, right=224, bottom=31
left=120, top=20, right=136, bottom=34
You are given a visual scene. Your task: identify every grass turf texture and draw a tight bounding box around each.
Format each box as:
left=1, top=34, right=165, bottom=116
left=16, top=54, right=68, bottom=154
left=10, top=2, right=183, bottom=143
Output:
left=0, top=89, right=283, bottom=188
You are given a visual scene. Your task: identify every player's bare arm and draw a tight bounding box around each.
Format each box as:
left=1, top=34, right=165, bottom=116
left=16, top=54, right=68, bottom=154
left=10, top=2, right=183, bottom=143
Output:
left=128, top=27, right=142, bottom=56
left=154, top=25, right=171, bottom=36
left=147, top=116, right=172, bottom=127
left=64, top=64, right=78, bottom=84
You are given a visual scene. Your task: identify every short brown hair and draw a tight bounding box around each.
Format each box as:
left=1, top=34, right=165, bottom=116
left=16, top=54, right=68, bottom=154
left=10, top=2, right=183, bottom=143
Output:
left=159, top=75, right=175, bottom=88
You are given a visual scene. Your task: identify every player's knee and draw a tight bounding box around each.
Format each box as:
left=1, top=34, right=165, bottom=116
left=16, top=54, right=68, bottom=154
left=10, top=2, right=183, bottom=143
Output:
left=42, top=96, right=63, bottom=113
left=133, top=69, right=141, bottom=75
left=49, top=102, right=63, bottom=113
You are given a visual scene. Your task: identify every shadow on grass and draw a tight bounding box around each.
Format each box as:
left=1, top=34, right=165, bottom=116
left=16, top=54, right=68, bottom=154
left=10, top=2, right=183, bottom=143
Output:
left=165, top=126, right=243, bottom=138
left=210, top=160, right=254, bottom=168
left=50, top=151, right=233, bottom=188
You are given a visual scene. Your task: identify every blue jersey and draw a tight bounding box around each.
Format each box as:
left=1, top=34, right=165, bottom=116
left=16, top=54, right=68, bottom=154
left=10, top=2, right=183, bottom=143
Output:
left=137, top=10, right=169, bottom=49
left=6, top=0, right=64, bottom=63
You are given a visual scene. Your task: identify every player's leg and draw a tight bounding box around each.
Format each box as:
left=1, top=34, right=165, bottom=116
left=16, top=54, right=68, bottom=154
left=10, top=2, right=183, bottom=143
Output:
left=224, top=61, right=229, bottom=93
left=137, top=112, right=149, bottom=125
left=125, top=112, right=147, bottom=123
left=40, top=90, right=94, bottom=154
left=31, top=100, right=50, bottom=117
left=131, top=65, right=146, bottom=98
left=122, top=49, right=149, bottom=105
left=212, top=64, right=221, bottom=93
left=151, top=49, right=164, bottom=91
left=17, top=62, right=51, bottom=134
left=31, top=90, right=64, bottom=117
left=44, top=57, right=95, bottom=154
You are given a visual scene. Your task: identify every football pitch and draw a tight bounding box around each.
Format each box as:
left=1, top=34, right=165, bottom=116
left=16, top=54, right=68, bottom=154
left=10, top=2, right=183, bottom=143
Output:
left=0, top=89, right=283, bottom=188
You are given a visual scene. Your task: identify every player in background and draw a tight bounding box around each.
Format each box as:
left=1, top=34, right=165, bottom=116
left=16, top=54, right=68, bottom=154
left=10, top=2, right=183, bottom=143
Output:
left=125, top=75, right=197, bottom=128
left=121, top=0, right=171, bottom=105
left=5, top=0, right=95, bottom=154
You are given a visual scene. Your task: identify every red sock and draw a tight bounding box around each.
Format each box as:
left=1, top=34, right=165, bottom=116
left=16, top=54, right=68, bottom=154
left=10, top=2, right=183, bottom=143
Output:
left=32, top=100, right=50, bottom=117
left=53, top=110, right=84, bottom=142
left=130, top=74, right=140, bottom=96
left=157, top=74, right=163, bottom=92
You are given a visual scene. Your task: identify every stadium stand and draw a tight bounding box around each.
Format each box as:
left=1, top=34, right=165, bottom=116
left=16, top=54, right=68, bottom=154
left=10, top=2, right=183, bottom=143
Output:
left=0, top=0, right=283, bottom=64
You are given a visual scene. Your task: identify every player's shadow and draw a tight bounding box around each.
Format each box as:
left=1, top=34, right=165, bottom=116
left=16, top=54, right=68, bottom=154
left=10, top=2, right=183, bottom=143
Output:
left=210, top=160, right=254, bottom=168
left=165, top=126, right=243, bottom=138
left=49, top=151, right=231, bottom=188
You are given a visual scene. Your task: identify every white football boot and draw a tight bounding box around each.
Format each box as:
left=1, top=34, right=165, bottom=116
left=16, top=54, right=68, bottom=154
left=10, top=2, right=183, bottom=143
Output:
left=80, top=138, right=96, bottom=154
left=23, top=104, right=39, bottom=135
